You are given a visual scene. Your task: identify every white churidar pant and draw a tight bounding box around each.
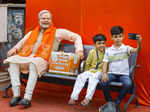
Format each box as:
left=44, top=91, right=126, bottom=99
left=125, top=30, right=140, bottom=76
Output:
left=70, top=71, right=102, bottom=100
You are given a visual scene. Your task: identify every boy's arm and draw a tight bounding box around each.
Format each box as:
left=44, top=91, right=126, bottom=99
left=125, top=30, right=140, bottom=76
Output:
left=130, top=35, right=142, bottom=54
left=102, top=62, right=109, bottom=83
left=101, top=50, right=109, bottom=83
left=84, top=50, right=93, bottom=71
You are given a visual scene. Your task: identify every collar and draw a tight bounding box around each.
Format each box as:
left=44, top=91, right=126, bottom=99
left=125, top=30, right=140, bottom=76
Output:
left=95, top=48, right=105, bottom=53
left=111, top=44, right=125, bottom=50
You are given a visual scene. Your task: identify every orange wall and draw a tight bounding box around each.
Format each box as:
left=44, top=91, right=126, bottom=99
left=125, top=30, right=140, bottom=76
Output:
left=26, top=0, right=150, bottom=106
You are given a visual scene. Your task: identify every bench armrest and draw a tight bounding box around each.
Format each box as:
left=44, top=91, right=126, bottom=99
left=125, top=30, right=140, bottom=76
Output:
left=79, top=60, right=86, bottom=73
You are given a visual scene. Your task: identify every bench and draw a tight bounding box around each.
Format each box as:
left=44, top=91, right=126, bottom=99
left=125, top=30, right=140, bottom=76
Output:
left=3, top=44, right=139, bottom=112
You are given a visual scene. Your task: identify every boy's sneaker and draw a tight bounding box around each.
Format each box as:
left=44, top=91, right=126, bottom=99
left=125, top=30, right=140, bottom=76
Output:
left=80, top=98, right=91, bottom=106
left=9, top=96, right=22, bottom=107
left=68, top=98, right=77, bottom=105
left=18, top=99, right=31, bottom=108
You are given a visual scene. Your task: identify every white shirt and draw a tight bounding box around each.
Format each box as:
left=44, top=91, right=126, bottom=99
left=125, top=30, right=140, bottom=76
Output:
left=103, top=44, right=133, bottom=75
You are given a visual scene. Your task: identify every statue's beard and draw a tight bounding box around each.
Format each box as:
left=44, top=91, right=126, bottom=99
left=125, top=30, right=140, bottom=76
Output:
left=40, top=23, right=50, bottom=29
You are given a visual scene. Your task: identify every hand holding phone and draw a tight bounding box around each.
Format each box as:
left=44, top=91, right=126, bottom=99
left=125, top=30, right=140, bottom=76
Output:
left=128, top=33, right=142, bottom=42
left=128, top=33, right=138, bottom=40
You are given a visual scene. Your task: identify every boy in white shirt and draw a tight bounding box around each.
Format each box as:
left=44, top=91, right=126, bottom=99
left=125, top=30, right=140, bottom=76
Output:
left=101, top=26, right=142, bottom=105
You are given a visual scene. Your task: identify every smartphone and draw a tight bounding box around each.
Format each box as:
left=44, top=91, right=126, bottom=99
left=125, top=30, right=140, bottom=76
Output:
left=128, top=33, right=138, bottom=40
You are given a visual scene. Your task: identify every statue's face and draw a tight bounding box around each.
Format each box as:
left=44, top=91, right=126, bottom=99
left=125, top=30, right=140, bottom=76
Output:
left=39, top=12, right=52, bottom=29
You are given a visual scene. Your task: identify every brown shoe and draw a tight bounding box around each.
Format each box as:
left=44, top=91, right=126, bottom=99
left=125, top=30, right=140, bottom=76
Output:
left=68, top=98, right=77, bottom=105
left=80, top=98, right=91, bottom=106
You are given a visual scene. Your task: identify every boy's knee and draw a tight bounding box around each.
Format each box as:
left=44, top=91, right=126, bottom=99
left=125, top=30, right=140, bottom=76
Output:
left=77, top=73, right=87, bottom=80
left=100, top=81, right=110, bottom=88
left=123, top=81, right=132, bottom=88
left=77, top=74, right=82, bottom=79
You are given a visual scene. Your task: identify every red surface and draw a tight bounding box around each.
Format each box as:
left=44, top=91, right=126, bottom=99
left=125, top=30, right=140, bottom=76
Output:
left=0, top=82, right=150, bottom=112
left=25, top=0, right=150, bottom=106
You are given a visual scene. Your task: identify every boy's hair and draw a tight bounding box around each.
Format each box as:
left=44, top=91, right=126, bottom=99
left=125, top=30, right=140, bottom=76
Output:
left=111, top=26, right=123, bottom=36
left=99, top=102, right=121, bottom=112
left=93, top=34, right=107, bottom=43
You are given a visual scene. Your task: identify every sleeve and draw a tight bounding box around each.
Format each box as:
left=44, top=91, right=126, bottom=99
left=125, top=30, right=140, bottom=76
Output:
left=55, top=29, right=84, bottom=54
left=102, top=49, right=109, bottom=62
left=84, top=50, right=93, bottom=71
left=126, top=45, right=133, bottom=56
left=13, top=31, right=32, bottom=51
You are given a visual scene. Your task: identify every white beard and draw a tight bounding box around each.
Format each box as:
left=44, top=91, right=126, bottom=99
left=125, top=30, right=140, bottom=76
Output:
left=40, top=23, right=50, bottom=29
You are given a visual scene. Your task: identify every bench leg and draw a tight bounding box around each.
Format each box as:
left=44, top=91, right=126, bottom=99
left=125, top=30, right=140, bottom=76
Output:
left=124, top=94, right=136, bottom=112
left=3, top=83, right=12, bottom=98
left=135, top=95, right=139, bottom=107
left=20, top=74, right=27, bottom=87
